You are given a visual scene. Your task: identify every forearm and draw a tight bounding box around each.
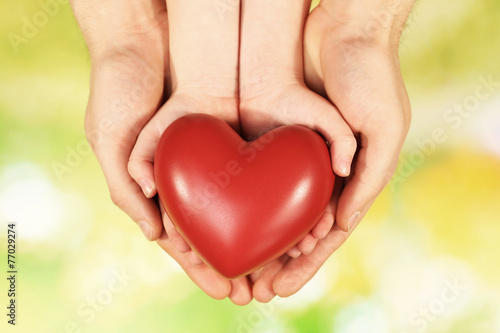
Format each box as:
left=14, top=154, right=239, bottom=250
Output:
left=70, top=0, right=168, bottom=60
left=239, top=0, right=311, bottom=98
left=167, top=0, right=239, bottom=98
left=316, top=0, right=416, bottom=46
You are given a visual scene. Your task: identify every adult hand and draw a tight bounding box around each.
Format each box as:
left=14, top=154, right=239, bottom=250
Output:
left=73, top=0, right=249, bottom=304
left=304, top=0, right=415, bottom=231
left=255, top=0, right=415, bottom=299
left=71, top=0, right=169, bottom=241
left=127, top=0, right=251, bottom=305
left=238, top=0, right=357, bottom=302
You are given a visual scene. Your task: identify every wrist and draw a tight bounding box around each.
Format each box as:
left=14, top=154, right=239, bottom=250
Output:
left=314, top=0, right=415, bottom=49
left=173, top=70, right=238, bottom=101
left=239, top=0, right=309, bottom=100
left=71, top=0, right=168, bottom=60
left=166, top=0, right=239, bottom=102
left=239, top=65, right=303, bottom=102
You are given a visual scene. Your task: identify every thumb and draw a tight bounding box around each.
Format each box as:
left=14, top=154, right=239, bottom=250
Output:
left=279, top=88, right=358, bottom=177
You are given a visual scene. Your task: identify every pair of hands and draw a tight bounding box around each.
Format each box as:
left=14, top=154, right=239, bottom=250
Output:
left=72, top=0, right=413, bottom=305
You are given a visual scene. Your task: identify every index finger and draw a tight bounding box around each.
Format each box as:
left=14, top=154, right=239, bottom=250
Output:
left=335, top=133, right=405, bottom=232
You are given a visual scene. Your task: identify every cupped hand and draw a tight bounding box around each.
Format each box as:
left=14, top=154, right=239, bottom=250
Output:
left=254, top=1, right=415, bottom=299
left=73, top=0, right=251, bottom=304
left=238, top=0, right=357, bottom=302
left=127, top=0, right=252, bottom=305
left=71, top=0, right=170, bottom=241
left=304, top=3, right=413, bottom=231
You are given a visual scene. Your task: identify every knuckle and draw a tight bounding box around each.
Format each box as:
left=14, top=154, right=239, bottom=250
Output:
left=382, top=168, right=397, bottom=186
left=127, top=159, right=139, bottom=179
left=83, top=115, right=97, bottom=151
left=404, top=109, right=412, bottom=131
left=345, top=135, right=358, bottom=150
left=109, top=190, right=127, bottom=208
left=385, top=159, right=400, bottom=181
left=336, top=135, right=358, bottom=153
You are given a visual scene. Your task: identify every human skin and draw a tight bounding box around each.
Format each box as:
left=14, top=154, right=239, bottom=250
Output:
left=238, top=0, right=358, bottom=302
left=128, top=0, right=358, bottom=305
left=73, top=0, right=415, bottom=304
left=249, top=0, right=415, bottom=300
left=70, top=0, right=169, bottom=241
left=127, top=0, right=254, bottom=305
left=71, top=0, right=249, bottom=305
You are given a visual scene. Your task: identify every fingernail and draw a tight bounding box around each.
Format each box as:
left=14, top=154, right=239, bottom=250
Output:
left=138, top=221, right=153, bottom=241
left=338, top=157, right=351, bottom=176
left=139, top=179, right=153, bottom=197
left=347, top=211, right=360, bottom=232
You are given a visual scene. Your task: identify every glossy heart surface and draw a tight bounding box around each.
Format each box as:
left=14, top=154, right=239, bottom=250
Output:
left=154, top=114, right=334, bottom=278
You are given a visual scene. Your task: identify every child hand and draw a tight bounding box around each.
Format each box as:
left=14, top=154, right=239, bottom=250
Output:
left=127, top=0, right=252, bottom=306
left=238, top=0, right=357, bottom=302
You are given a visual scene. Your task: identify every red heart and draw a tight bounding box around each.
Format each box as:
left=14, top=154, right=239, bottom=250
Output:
left=154, top=114, right=334, bottom=279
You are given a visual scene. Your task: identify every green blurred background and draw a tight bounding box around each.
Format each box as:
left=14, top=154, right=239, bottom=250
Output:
left=1, top=0, right=499, bottom=332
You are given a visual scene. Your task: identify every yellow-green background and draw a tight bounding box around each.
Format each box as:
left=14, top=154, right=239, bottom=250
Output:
left=1, top=0, right=499, bottom=332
